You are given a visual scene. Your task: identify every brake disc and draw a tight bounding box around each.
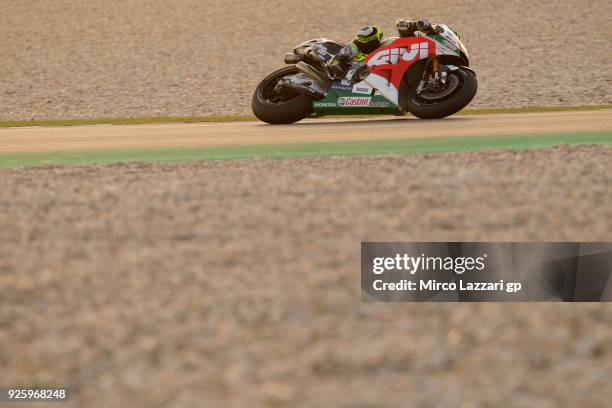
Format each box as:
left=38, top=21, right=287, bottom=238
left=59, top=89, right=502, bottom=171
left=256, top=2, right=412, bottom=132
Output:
left=418, top=74, right=460, bottom=102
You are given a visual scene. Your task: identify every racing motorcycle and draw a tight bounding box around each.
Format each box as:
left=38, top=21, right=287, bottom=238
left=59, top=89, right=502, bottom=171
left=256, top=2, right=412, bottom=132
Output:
left=252, top=24, right=477, bottom=124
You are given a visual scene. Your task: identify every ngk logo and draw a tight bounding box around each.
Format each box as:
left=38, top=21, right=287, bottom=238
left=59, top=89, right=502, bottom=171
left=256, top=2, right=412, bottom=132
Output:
left=367, top=43, right=429, bottom=67
left=338, top=97, right=371, bottom=107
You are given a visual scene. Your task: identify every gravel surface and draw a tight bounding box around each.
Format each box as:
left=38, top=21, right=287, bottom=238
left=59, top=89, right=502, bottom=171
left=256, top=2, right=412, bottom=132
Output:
left=1, top=0, right=611, bottom=121
left=1, top=145, right=611, bottom=407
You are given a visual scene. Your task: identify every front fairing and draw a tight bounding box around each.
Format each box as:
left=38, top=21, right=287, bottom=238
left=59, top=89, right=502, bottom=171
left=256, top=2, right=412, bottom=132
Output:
left=416, top=24, right=468, bottom=59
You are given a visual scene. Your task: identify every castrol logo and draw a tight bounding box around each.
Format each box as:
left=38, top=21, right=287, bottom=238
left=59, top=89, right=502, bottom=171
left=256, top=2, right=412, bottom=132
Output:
left=338, top=97, right=371, bottom=107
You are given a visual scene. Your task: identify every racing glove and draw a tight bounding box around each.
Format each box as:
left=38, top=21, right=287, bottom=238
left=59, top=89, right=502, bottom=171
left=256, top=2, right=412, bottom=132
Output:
left=396, top=19, right=442, bottom=36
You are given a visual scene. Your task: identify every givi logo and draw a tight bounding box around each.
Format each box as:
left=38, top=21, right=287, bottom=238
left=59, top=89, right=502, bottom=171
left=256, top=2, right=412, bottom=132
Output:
left=367, top=43, right=429, bottom=67
left=338, top=97, right=371, bottom=107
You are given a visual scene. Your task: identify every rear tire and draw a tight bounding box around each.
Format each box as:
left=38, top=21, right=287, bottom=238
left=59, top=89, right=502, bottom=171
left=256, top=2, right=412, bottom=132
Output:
left=252, top=67, right=314, bottom=124
left=406, top=68, right=477, bottom=119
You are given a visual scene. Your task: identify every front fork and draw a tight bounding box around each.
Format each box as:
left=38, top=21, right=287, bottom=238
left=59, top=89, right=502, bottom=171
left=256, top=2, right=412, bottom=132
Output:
left=432, top=58, right=440, bottom=78
left=417, top=57, right=447, bottom=94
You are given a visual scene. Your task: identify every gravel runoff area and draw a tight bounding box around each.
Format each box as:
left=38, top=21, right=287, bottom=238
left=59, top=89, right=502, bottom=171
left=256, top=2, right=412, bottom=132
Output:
left=1, top=145, right=612, bottom=407
left=2, top=0, right=611, bottom=121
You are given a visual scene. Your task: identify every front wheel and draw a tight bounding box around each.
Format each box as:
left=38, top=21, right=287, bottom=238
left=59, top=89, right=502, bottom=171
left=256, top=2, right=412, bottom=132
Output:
left=405, top=68, right=478, bottom=119
left=252, top=67, right=314, bottom=124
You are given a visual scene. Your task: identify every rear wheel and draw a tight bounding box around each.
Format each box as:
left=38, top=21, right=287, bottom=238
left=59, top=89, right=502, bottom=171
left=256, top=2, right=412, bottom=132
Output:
left=406, top=68, right=477, bottom=119
left=252, top=67, right=314, bottom=124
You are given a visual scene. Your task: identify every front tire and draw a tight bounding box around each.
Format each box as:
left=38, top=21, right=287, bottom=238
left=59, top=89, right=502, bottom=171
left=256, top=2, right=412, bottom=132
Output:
left=406, top=68, right=477, bottom=119
left=252, top=67, right=314, bottom=124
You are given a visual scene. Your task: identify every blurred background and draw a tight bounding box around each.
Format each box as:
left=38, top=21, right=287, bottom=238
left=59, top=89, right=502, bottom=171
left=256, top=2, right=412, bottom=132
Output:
left=1, top=0, right=611, bottom=120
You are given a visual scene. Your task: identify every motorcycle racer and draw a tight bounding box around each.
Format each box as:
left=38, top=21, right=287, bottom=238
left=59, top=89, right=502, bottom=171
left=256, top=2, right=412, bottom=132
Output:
left=326, top=19, right=443, bottom=80
left=253, top=17, right=476, bottom=124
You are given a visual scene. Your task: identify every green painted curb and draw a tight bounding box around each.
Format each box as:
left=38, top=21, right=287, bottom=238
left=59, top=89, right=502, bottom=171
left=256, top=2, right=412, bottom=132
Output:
left=1, top=131, right=610, bottom=168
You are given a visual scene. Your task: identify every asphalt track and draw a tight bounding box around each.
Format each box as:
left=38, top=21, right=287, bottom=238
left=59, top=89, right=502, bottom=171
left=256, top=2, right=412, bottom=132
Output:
left=0, top=110, right=611, bottom=154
